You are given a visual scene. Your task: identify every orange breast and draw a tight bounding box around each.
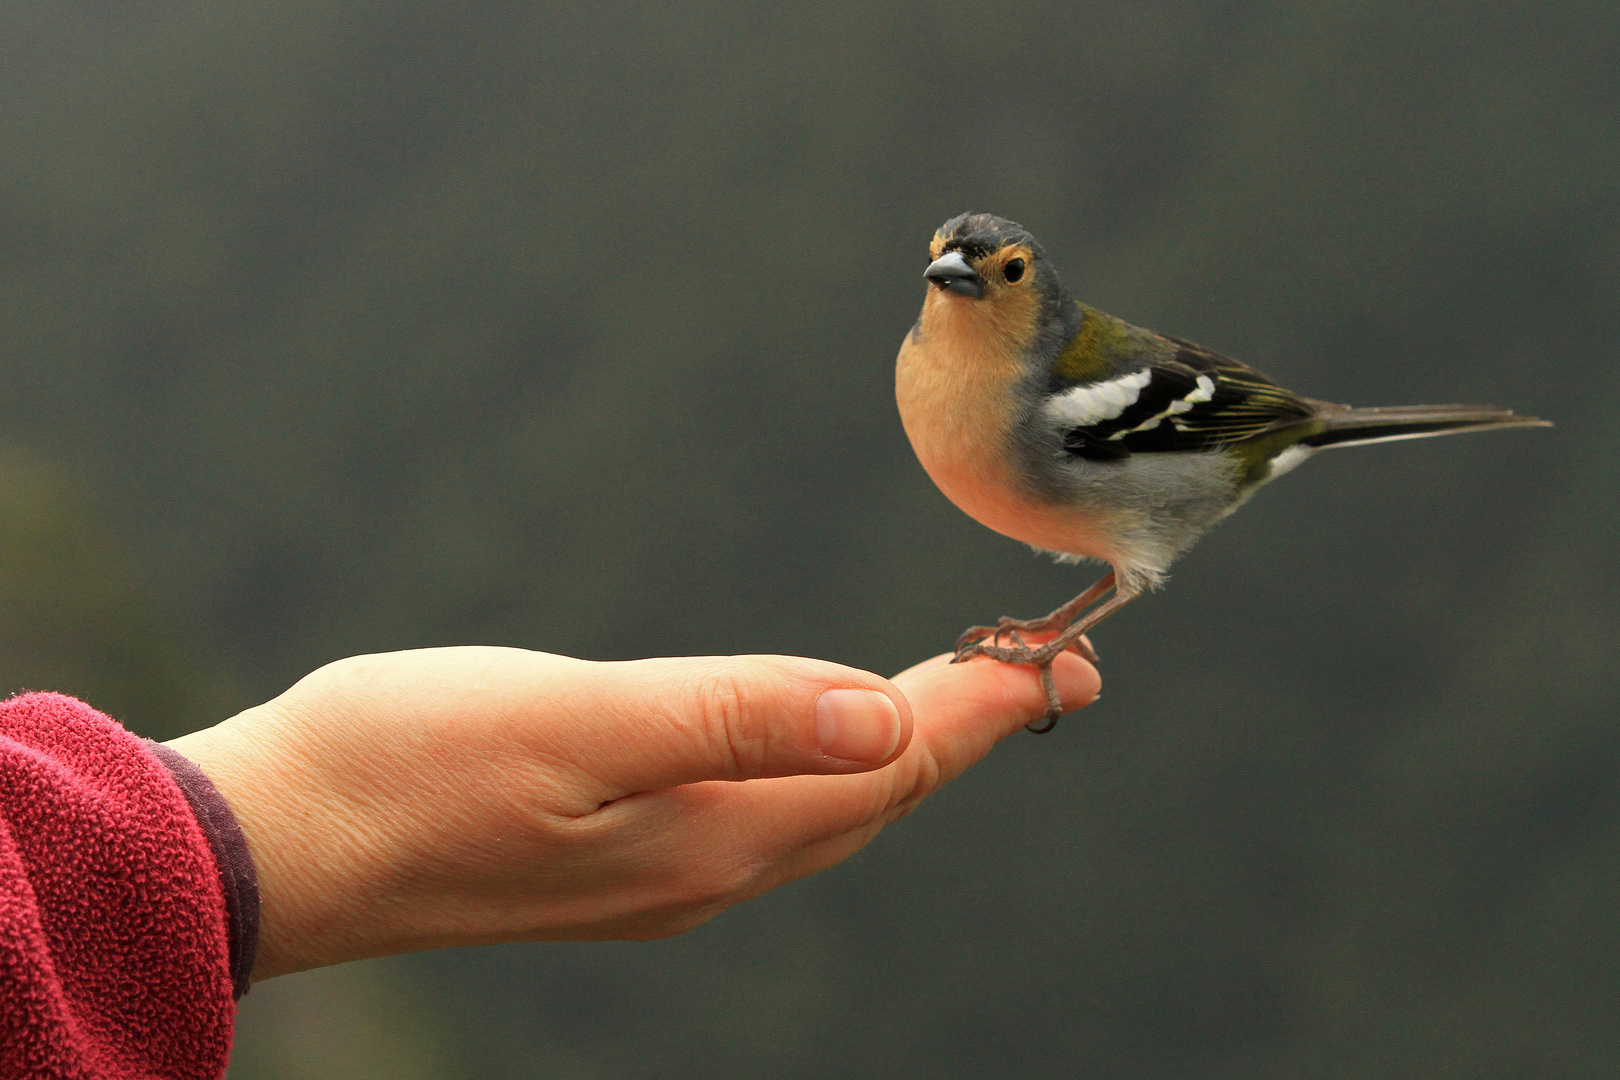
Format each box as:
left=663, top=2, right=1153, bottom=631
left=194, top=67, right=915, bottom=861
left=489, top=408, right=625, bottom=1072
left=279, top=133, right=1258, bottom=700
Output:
left=895, top=293, right=1119, bottom=563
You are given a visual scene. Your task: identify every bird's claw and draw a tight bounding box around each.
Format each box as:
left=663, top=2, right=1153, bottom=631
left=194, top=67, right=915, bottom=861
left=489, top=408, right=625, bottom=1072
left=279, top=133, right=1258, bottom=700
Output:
left=947, top=574, right=1123, bottom=731
left=952, top=615, right=1028, bottom=653
left=952, top=622, right=1098, bottom=665
left=952, top=627, right=996, bottom=657
left=951, top=636, right=1066, bottom=732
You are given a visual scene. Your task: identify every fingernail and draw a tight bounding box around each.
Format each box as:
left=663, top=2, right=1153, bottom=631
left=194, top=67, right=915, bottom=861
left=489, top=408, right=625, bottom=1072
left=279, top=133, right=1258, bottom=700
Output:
left=815, top=689, right=902, bottom=763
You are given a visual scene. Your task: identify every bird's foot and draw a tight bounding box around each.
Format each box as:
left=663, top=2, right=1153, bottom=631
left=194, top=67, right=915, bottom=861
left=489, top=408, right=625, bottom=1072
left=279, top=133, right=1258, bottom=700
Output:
left=953, top=617, right=1098, bottom=664
left=951, top=631, right=1070, bottom=733
left=947, top=572, right=1127, bottom=733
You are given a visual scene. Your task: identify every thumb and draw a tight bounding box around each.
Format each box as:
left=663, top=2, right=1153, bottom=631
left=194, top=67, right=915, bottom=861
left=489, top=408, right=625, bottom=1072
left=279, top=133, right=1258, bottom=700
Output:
left=548, top=655, right=913, bottom=801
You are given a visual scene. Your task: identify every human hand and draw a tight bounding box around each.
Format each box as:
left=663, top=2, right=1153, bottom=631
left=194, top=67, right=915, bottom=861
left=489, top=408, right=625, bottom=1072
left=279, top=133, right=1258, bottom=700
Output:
left=167, top=645, right=1099, bottom=980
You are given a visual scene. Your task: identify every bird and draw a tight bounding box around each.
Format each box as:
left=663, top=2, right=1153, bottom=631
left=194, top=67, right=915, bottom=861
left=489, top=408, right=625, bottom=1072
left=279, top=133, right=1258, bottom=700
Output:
left=895, top=212, right=1550, bottom=732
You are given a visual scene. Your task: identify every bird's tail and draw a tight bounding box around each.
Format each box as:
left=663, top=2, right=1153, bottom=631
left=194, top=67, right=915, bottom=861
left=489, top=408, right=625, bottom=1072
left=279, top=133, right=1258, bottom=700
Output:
left=1300, top=403, right=1551, bottom=450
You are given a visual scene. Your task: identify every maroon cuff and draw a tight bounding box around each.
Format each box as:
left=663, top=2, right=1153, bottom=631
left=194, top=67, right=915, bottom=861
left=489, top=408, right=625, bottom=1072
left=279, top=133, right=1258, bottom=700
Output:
left=144, top=741, right=262, bottom=999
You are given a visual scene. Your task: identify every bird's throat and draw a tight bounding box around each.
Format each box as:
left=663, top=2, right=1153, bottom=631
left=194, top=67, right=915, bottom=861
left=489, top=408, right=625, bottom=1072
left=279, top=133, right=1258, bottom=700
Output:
left=897, top=293, right=1027, bottom=481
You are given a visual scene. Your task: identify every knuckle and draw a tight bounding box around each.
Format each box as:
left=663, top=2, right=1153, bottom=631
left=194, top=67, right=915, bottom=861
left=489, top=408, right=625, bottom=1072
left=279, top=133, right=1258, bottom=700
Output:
left=707, top=857, right=762, bottom=902
left=659, top=832, right=765, bottom=903
left=680, top=659, right=782, bottom=777
left=908, top=748, right=944, bottom=800
left=882, top=750, right=945, bottom=823
left=670, top=858, right=759, bottom=911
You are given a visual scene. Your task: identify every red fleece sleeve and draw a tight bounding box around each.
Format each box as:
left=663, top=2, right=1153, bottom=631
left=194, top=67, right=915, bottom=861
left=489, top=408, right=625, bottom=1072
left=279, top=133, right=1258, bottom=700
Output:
left=0, top=692, right=234, bottom=1080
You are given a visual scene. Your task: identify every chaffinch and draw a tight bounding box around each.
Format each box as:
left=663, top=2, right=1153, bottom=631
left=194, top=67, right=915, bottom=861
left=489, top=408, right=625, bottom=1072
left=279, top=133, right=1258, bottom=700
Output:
left=896, top=213, right=1549, bottom=731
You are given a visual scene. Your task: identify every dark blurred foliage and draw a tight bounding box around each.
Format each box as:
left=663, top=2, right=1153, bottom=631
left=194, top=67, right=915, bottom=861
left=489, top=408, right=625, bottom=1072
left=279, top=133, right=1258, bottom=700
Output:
left=0, top=453, right=224, bottom=739
left=0, top=0, right=1616, bottom=1076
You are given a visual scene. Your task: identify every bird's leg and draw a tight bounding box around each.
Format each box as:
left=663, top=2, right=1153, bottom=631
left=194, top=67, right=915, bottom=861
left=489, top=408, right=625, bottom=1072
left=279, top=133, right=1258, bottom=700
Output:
left=953, top=571, right=1116, bottom=663
left=954, top=581, right=1140, bottom=733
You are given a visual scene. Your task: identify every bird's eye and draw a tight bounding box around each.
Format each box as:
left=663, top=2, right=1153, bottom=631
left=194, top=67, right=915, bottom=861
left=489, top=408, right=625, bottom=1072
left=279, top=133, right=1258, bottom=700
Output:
left=1004, top=258, right=1027, bottom=283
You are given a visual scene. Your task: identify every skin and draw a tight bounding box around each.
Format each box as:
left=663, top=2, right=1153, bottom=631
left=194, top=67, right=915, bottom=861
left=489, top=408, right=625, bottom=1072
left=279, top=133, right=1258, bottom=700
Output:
left=167, top=645, right=1099, bottom=980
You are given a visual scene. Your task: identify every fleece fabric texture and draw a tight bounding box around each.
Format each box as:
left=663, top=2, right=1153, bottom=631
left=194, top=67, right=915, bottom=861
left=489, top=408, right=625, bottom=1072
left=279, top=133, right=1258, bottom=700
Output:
left=0, top=692, right=234, bottom=1079
left=141, top=742, right=259, bottom=1000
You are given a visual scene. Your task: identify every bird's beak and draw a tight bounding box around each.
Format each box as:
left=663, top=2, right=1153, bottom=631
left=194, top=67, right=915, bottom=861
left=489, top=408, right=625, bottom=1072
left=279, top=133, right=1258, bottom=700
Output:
left=924, top=251, right=984, bottom=299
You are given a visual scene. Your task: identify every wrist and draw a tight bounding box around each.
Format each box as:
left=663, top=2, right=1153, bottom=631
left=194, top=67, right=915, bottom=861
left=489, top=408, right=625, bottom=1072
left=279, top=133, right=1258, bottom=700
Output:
left=141, top=740, right=260, bottom=997
left=166, top=706, right=390, bottom=980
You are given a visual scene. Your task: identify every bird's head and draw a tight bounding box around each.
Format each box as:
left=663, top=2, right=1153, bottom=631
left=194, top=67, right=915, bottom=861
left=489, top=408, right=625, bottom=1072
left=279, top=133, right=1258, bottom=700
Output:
left=918, top=213, right=1079, bottom=369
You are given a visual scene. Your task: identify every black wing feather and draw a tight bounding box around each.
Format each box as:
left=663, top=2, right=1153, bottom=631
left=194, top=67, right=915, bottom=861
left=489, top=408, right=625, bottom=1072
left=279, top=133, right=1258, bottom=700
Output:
left=1061, top=339, right=1315, bottom=461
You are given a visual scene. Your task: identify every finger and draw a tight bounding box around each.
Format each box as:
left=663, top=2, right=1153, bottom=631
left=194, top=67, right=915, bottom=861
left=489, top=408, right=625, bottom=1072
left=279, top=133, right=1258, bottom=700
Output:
left=533, top=655, right=914, bottom=804
left=888, top=651, right=957, bottom=681
left=897, top=650, right=1099, bottom=786
left=614, top=649, right=1101, bottom=866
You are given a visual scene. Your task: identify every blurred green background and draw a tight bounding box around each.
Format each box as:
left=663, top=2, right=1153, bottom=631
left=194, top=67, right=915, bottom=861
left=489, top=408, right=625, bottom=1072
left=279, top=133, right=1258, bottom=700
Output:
left=1, top=0, right=1615, bottom=1075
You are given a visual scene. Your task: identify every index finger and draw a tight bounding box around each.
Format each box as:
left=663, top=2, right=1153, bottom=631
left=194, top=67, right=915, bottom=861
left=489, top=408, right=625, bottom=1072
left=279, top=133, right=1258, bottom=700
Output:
left=890, top=650, right=1101, bottom=791
left=638, top=649, right=1101, bottom=858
